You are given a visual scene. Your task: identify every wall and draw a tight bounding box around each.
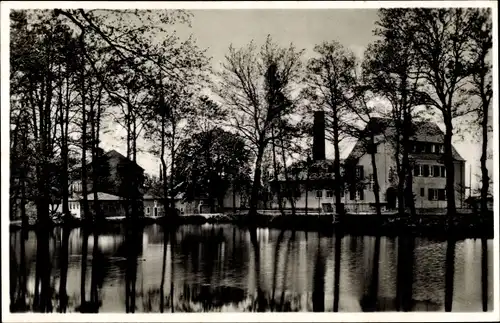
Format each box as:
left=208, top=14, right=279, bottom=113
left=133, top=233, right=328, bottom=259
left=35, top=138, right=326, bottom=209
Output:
left=143, top=199, right=184, bottom=217
left=353, top=137, right=466, bottom=210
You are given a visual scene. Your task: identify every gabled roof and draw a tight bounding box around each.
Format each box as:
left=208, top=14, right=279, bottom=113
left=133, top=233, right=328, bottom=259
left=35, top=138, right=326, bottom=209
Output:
left=72, top=149, right=145, bottom=172
left=143, top=194, right=182, bottom=200
left=85, top=192, right=122, bottom=201
left=346, top=117, right=465, bottom=162
left=272, top=159, right=343, bottom=182
left=104, top=150, right=145, bottom=171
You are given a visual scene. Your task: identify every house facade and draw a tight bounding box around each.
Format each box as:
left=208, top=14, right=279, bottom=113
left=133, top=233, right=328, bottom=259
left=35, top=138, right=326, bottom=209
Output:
left=66, top=149, right=145, bottom=218
left=270, top=113, right=466, bottom=214
left=143, top=187, right=246, bottom=217
left=345, top=118, right=466, bottom=211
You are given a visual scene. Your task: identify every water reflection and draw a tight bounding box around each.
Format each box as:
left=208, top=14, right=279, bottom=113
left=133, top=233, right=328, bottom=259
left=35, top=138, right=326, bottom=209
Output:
left=9, top=224, right=493, bottom=313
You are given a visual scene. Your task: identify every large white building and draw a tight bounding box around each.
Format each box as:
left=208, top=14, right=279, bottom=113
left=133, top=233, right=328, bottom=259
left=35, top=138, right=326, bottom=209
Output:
left=270, top=113, right=466, bottom=214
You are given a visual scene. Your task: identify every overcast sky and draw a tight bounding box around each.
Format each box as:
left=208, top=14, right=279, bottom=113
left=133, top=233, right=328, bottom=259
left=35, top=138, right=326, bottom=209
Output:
left=99, top=9, right=489, bottom=190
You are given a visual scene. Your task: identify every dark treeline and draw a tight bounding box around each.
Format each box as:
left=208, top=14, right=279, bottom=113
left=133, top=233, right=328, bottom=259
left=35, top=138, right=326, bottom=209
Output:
left=9, top=8, right=493, bottom=228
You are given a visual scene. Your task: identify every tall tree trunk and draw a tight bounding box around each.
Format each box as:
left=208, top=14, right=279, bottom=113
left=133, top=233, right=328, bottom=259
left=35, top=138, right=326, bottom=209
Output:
left=169, top=126, right=176, bottom=216
left=394, top=129, right=405, bottom=215
left=480, top=105, right=489, bottom=215
left=402, top=112, right=416, bottom=217
left=58, top=66, right=69, bottom=220
left=333, top=113, right=343, bottom=218
left=91, top=100, right=100, bottom=219
left=248, top=141, right=266, bottom=219
left=443, top=116, right=457, bottom=219
left=80, top=34, right=90, bottom=220
left=271, top=128, right=285, bottom=215
left=305, top=158, right=310, bottom=217
left=279, top=134, right=296, bottom=216
left=62, top=41, right=71, bottom=219
left=369, top=134, right=382, bottom=218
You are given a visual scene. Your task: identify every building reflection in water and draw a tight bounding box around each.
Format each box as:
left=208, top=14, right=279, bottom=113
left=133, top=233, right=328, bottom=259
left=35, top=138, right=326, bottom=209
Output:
left=8, top=223, right=493, bottom=313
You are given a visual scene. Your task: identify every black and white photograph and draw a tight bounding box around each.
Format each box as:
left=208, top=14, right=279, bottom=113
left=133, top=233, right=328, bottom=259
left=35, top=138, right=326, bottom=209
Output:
left=1, top=1, right=498, bottom=321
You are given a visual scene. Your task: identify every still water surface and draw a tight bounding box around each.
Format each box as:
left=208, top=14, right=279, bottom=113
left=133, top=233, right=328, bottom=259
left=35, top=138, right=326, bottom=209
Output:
left=9, top=224, right=493, bottom=312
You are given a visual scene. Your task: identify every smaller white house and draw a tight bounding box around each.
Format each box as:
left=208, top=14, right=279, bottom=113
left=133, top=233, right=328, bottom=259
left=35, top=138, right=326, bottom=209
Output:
left=49, top=197, right=81, bottom=218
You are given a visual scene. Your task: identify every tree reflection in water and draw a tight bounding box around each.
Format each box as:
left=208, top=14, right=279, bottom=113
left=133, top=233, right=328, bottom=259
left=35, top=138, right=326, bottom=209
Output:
left=360, top=234, right=381, bottom=312
left=160, top=226, right=168, bottom=313
left=481, top=237, right=488, bottom=312
left=77, top=227, right=89, bottom=312
left=249, top=227, right=267, bottom=312
left=10, top=229, right=28, bottom=312
left=444, top=237, right=456, bottom=312
left=33, top=228, right=53, bottom=312
left=333, top=230, right=342, bottom=312
left=270, top=229, right=286, bottom=310
left=395, top=234, right=415, bottom=312
left=8, top=223, right=494, bottom=313
left=58, top=227, right=70, bottom=313
left=312, top=232, right=325, bottom=312
left=125, top=223, right=142, bottom=313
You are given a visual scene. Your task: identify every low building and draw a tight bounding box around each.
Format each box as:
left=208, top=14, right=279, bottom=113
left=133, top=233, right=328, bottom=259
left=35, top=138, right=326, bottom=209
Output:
left=51, top=149, right=146, bottom=218
left=143, top=194, right=183, bottom=217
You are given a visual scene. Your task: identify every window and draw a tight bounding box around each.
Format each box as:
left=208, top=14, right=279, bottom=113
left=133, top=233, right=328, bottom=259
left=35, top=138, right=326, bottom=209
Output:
left=414, top=165, right=421, bottom=177
left=420, top=188, right=425, bottom=197
left=356, top=189, right=364, bottom=201
left=146, top=207, right=150, bottom=215
left=316, top=190, right=323, bottom=198
left=416, top=142, right=424, bottom=153
left=433, top=165, right=440, bottom=177
left=425, top=143, right=432, bottom=153
left=437, top=189, right=446, bottom=201
left=429, top=188, right=437, bottom=201
left=431, top=144, right=436, bottom=153
left=440, top=166, right=446, bottom=178
left=326, top=190, right=333, bottom=198
left=439, top=145, right=444, bottom=153
left=423, top=165, right=430, bottom=177
left=429, top=188, right=446, bottom=201
left=356, top=166, right=364, bottom=179
left=429, top=165, right=434, bottom=177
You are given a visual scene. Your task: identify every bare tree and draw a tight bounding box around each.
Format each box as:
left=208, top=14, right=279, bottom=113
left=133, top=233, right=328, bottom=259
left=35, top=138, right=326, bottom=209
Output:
left=404, top=8, right=476, bottom=216
left=214, top=35, right=304, bottom=219
left=303, top=41, right=356, bottom=217
left=368, top=9, right=430, bottom=216
left=468, top=9, right=493, bottom=215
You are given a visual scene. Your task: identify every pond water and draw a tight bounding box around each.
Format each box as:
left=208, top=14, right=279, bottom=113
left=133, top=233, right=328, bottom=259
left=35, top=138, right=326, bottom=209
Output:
left=9, top=224, right=494, bottom=313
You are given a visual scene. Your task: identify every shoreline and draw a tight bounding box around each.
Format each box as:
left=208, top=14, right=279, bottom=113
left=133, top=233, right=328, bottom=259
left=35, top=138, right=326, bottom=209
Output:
left=9, top=211, right=494, bottom=240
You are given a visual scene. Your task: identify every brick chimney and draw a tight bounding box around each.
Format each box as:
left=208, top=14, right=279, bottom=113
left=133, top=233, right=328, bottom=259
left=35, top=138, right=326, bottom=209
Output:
left=312, top=110, right=325, bottom=161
